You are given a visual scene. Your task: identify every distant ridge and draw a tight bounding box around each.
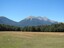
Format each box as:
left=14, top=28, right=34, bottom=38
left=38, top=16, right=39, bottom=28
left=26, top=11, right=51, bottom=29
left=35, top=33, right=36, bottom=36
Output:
left=19, top=16, right=58, bottom=26
left=0, top=16, right=58, bottom=27
left=0, top=16, right=20, bottom=26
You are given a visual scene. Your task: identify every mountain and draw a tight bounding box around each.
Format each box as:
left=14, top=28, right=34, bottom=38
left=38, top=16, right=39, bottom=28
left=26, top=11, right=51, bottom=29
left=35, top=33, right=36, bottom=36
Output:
left=19, top=16, right=58, bottom=26
left=0, top=16, right=19, bottom=26
left=0, top=16, right=58, bottom=27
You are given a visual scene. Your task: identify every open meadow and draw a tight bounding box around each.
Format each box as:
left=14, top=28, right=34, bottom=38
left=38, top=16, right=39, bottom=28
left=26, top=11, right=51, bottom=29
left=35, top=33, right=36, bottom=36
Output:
left=0, top=31, right=64, bottom=48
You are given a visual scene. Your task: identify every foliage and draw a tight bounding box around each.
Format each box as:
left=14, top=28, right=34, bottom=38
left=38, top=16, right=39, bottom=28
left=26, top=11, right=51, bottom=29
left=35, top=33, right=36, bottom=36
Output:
left=22, top=23, right=64, bottom=32
left=0, top=24, right=21, bottom=31
left=0, top=23, right=64, bottom=32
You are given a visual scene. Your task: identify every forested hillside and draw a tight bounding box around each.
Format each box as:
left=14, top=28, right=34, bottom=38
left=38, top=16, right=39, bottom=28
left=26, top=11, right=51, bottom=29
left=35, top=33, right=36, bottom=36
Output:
left=0, top=23, right=64, bottom=32
left=0, top=24, right=21, bottom=31
left=22, top=23, right=64, bottom=32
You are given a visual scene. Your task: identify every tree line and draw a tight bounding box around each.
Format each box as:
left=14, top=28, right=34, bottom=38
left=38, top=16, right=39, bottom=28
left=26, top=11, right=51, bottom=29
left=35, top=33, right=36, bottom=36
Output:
left=0, top=24, right=21, bottom=31
left=21, top=23, right=64, bottom=32
left=0, top=23, right=64, bottom=32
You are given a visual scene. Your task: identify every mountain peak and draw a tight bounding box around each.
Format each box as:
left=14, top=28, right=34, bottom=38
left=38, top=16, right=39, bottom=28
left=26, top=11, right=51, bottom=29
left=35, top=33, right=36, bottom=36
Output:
left=19, top=16, right=58, bottom=26
left=28, top=16, right=35, bottom=18
left=25, top=16, right=35, bottom=20
left=26, top=16, right=35, bottom=19
left=25, top=16, right=49, bottom=21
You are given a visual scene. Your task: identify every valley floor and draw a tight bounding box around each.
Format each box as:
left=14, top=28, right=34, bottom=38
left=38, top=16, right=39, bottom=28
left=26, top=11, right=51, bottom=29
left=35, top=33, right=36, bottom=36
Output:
left=0, top=31, right=64, bottom=48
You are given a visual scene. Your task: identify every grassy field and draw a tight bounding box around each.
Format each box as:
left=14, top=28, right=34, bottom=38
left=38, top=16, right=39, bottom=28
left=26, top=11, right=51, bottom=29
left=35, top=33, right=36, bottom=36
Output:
left=0, top=31, right=64, bottom=48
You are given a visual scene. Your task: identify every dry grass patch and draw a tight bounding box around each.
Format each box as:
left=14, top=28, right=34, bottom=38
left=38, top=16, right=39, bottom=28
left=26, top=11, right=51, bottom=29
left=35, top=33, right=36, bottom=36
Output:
left=0, top=31, right=64, bottom=48
left=0, top=31, right=64, bottom=38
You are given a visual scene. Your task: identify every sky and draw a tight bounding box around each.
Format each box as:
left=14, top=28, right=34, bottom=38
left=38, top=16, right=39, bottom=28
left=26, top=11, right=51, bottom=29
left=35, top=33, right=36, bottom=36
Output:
left=0, top=0, right=64, bottom=22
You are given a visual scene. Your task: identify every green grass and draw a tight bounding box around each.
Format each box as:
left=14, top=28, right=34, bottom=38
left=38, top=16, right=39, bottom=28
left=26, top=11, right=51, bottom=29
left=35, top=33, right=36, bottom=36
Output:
left=0, top=32, right=64, bottom=48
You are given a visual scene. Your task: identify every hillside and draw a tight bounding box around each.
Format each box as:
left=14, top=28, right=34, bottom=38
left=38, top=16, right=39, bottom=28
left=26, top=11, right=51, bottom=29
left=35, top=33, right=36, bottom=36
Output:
left=0, top=16, right=20, bottom=26
left=19, top=16, right=58, bottom=26
left=0, top=23, right=64, bottom=32
left=0, top=16, right=58, bottom=26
